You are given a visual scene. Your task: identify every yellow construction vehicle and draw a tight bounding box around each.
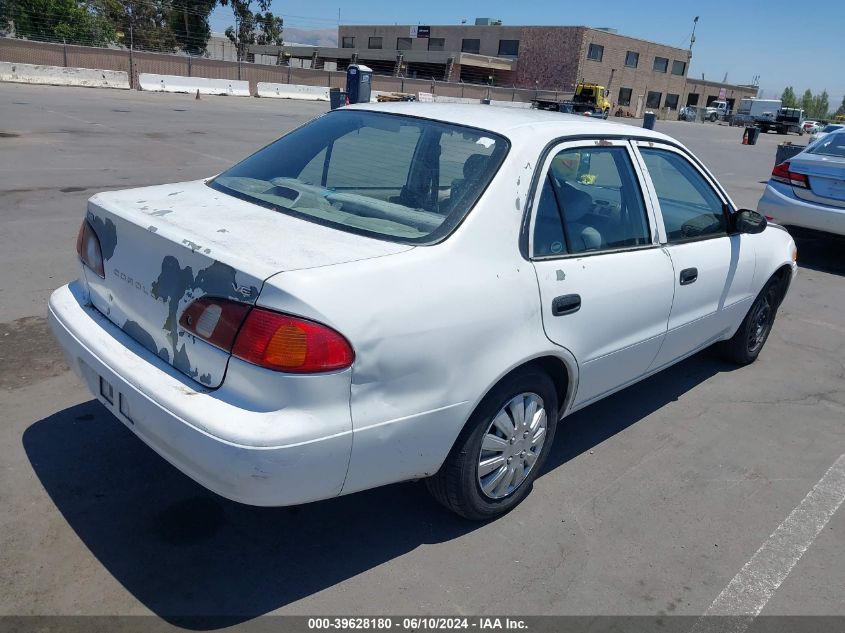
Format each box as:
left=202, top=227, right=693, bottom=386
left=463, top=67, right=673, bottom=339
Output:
left=532, top=82, right=612, bottom=119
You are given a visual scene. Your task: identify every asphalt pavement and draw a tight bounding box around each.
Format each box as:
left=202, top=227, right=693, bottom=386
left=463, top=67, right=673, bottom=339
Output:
left=1, top=83, right=843, bottom=624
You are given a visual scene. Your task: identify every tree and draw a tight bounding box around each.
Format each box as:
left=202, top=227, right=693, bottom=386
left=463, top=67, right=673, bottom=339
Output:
left=800, top=89, right=814, bottom=115
left=836, top=94, right=845, bottom=117
left=811, top=90, right=829, bottom=119
left=6, top=0, right=116, bottom=46
left=170, top=0, right=215, bottom=55
left=220, top=0, right=282, bottom=60
left=103, top=0, right=177, bottom=52
left=780, top=86, right=797, bottom=108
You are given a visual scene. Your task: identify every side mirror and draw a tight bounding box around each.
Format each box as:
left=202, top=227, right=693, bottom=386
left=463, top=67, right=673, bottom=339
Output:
left=733, top=209, right=767, bottom=234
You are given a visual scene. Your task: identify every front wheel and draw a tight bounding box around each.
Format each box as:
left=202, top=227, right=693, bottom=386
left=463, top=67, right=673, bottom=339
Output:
left=709, top=113, right=718, bottom=122
left=426, top=368, right=558, bottom=520
left=719, top=277, right=783, bottom=365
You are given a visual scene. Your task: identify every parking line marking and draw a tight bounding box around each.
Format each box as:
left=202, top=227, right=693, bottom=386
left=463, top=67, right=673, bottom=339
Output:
left=691, top=453, right=845, bottom=633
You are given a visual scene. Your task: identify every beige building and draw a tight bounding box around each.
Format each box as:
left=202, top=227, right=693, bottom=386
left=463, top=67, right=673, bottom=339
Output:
left=249, top=20, right=758, bottom=114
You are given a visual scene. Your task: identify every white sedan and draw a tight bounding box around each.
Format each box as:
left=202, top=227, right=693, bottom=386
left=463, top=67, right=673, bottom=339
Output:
left=49, top=104, right=797, bottom=520
left=758, top=129, right=845, bottom=236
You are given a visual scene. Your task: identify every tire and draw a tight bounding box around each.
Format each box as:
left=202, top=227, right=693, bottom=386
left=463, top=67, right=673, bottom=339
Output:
left=426, top=367, right=559, bottom=521
left=719, top=277, right=783, bottom=365
left=709, top=113, right=717, bottom=122
left=603, top=108, right=609, bottom=120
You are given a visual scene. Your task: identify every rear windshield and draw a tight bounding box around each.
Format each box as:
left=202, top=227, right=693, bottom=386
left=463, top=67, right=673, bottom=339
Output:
left=209, top=110, right=508, bottom=244
left=807, top=132, right=845, bottom=158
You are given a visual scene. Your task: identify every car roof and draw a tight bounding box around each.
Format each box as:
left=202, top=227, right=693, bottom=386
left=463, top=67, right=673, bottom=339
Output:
left=346, top=102, right=676, bottom=144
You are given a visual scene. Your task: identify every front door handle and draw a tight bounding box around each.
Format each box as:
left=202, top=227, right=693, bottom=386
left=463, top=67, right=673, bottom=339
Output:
left=679, top=267, right=698, bottom=285
left=552, top=294, right=581, bottom=316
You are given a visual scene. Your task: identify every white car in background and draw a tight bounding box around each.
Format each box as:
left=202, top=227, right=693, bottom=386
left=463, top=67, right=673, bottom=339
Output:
left=49, top=104, right=797, bottom=520
left=802, top=120, right=820, bottom=134
left=758, top=129, right=845, bottom=237
left=809, top=123, right=843, bottom=144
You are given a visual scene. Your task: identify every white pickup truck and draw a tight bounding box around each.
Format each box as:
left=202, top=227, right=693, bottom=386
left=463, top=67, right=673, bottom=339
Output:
left=704, top=100, right=730, bottom=122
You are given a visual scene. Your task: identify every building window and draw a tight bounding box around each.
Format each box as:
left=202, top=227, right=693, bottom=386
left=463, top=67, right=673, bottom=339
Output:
left=671, top=60, right=686, bottom=76
left=396, top=37, right=412, bottom=50
left=646, top=91, right=662, bottom=108
left=653, top=57, right=668, bottom=73
left=341, top=36, right=355, bottom=48
left=618, top=87, right=632, bottom=107
left=665, top=93, right=679, bottom=110
left=368, top=37, right=382, bottom=49
left=498, top=39, right=519, bottom=56
left=587, top=43, right=604, bottom=62
left=625, top=51, right=639, bottom=68
left=461, top=38, right=480, bottom=54
left=428, top=37, right=445, bottom=51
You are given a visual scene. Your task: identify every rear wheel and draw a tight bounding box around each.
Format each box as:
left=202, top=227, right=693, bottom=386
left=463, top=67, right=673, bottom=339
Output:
left=719, top=277, right=783, bottom=365
left=426, top=368, right=558, bottom=520
left=709, top=112, right=718, bottom=122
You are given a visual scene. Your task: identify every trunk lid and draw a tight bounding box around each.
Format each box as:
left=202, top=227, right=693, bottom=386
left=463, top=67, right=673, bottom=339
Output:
left=790, top=153, right=845, bottom=208
left=83, top=180, right=412, bottom=387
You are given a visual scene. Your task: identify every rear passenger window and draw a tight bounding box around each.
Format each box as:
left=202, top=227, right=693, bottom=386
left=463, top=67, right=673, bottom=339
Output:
left=639, top=148, right=727, bottom=241
left=531, top=146, right=651, bottom=256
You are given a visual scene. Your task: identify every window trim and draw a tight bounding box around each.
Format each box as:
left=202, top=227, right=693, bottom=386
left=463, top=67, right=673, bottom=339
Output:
left=368, top=36, right=383, bottom=49
left=527, top=139, right=660, bottom=261
left=624, top=50, right=639, bottom=68
left=341, top=36, right=355, bottom=48
left=618, top=87, right=633, bottom=107
left=653, top=56, right=669, bottom=73
left=518, top=134, right=737, bottom=260
left=396, top=37, right=412, bottom=50
left=630, top=141, right=734, bottom=245
left=427, top=37, right=446, bottom=52
left=671, top=59, right=686, bottom=76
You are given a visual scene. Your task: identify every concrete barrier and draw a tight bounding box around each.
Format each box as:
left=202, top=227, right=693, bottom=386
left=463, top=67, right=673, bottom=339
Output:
left=417, top=92, right=532, bottom=109
left=0, top=62, right=129, bottom=89
left=139, top=73, right=250, bottom=96
left=256, top=82, right=330, bottom=101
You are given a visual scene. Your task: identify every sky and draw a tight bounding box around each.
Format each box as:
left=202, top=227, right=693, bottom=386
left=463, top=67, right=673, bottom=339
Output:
left=209, top=0, right=844, bottom=110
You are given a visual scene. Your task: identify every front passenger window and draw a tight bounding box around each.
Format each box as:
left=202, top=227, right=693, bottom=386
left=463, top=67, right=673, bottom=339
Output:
left=639, top=148, right=727, bottom=241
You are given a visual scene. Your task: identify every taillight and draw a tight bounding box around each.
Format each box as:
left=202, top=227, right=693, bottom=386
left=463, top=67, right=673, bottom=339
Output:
left=179, top=298, right=355, bottom=374
left=233, top=308, right=354, bottom=373
left=771, top=162, right=810, bottom=189
left=179, top=297, right=251, bottom=352
left=76, top=219, right=105, bottom=278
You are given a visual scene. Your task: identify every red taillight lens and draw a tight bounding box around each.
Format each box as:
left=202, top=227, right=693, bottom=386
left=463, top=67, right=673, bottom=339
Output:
left=771, top=162, right=810, bottom=189
left=232, top=308, right=354, bottom=373
left=179, top=297, right=252, bottom=352
left=76, top=219, right=105, bottom=278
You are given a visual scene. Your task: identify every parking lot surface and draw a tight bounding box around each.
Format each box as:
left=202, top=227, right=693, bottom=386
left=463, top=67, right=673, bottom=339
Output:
left=1, top=84, right=843, bottom=622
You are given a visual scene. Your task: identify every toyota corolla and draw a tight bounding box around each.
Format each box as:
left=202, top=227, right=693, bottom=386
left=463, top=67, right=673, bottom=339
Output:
left=49, top=104, right=797, bottom=520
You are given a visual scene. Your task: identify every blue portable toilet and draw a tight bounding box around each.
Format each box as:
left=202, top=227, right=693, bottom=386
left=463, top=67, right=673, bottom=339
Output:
left=346, top=64, right=373, bottom=104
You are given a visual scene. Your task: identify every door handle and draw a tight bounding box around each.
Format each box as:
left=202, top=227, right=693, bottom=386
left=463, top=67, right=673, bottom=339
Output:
left=679, top=267, right=698, bottom=285
left=552, top=294, right=581, bottom=316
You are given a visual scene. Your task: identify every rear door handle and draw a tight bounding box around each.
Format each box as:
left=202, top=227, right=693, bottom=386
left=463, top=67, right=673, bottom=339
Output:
left=552, top=294, right=581, bottom=316
left=679, top=267, right=698, bottom=285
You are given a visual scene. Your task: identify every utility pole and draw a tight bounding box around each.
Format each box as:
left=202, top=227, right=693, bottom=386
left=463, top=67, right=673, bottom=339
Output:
left=128, top=4, right=135, bottom=90
left=682, top=16, right=698, bottom=117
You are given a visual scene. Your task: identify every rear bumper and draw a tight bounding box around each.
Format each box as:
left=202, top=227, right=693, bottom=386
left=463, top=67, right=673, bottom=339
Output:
left=758, top=182, right=845, bottom=236
left=48, top=282, right=353, bottom=506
